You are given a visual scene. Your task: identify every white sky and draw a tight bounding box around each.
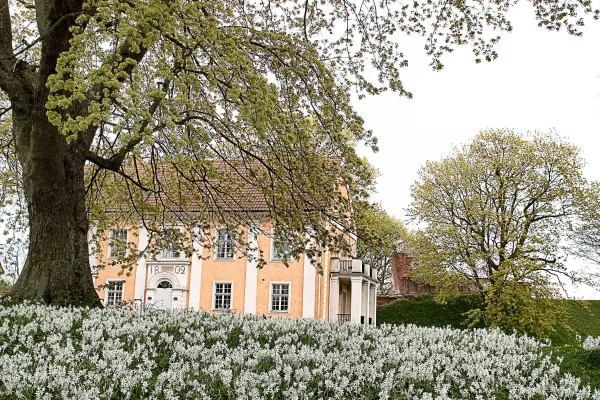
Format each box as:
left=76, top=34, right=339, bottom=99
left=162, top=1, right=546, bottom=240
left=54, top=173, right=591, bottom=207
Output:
left=354, top=3, right=600, bottom=299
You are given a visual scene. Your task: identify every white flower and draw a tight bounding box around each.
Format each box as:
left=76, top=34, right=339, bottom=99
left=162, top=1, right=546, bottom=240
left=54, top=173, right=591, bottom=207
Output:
left=582, top=336, right=600, bottom=352
left=0, top=301, right=597, bottom=399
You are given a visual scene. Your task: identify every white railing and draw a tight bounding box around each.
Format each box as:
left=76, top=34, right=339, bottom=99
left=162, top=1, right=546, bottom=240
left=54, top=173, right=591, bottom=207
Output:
left=351, top=259, right=363, bottom=273
left=340, top=259, right=353, bottom=272
left=330, top=258, right=340, bottom=273
left=332, top=258, right=375, bottom=277
left=330, top=258, right=357, bottom=273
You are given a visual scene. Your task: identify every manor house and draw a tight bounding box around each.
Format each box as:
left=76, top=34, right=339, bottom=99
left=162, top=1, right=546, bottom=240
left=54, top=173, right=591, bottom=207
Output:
left=88, top=174, right=378, bottom=325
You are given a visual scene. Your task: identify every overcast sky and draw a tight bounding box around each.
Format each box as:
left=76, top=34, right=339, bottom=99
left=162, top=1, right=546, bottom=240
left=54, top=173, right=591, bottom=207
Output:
left=2, top=3, right=599, bottom=297
left=354, top=3, right=600, bottom=298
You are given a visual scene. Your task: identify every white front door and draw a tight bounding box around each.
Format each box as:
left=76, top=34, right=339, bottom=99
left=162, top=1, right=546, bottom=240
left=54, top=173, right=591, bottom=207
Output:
left=155, top=280, right=173, bottom=310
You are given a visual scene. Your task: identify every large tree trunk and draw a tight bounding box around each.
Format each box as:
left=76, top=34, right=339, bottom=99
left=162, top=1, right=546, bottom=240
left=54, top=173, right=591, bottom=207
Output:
left=8, top=102, right=101, bottom=306
left=5, top=1, right=101, bottom=306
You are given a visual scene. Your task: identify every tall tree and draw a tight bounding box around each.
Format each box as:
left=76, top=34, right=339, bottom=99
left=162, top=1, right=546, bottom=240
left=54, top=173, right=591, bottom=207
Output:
left=407, top=129, right=598, bottom=335
left=0, top=0, right=597, bottom=305
left=355, top=201, right=406, bottom=294
left=570, top=183, right=600, bottom=267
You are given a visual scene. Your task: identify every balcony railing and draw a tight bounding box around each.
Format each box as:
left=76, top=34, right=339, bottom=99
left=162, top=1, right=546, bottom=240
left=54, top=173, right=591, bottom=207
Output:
left=340, top=259, right=353, bottom=272
left=337, top=313, right=351, bottom=325
left=331, top=258, right=379, bottom=280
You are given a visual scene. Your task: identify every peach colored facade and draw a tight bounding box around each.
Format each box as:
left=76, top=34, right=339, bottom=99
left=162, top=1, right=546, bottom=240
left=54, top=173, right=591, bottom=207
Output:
left=90, top=219, right=378, bottom=325
left=93, top=222, right=140, bottom=305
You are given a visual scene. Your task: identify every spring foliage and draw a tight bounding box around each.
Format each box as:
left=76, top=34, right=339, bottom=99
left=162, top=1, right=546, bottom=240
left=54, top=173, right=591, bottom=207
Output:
left=0, top=0, right=599, bottom=301
left=355, top=202, right=407, bottom=294
left=407, top=129, right=599, bottom=336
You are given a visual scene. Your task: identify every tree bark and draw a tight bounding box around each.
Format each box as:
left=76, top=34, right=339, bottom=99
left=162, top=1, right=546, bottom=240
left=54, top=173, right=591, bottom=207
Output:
left=8, top=103, right=101, bottom=306
left=2, top=0, right=101, bottom=306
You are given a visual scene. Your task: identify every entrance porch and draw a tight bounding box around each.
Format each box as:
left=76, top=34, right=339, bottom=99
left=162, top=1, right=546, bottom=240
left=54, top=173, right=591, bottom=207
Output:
left=329, top=258, right=378, bottom=325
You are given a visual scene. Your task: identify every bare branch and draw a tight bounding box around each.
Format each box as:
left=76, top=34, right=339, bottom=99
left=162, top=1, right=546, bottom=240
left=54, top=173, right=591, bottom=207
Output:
left=303, top=0, right=310, bottom=42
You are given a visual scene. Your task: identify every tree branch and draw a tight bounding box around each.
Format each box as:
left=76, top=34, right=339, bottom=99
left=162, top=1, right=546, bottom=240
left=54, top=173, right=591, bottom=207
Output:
left=303, top=0, right=310, bottom=42
left=0, top=0, right=27, bottom=98
left=0, top=0, right=13, bottom=60
left=84, top=158, right=151, bottom=192
left=2, top=12, right=84, bottom=61
left=0, top=104, right=11, bottom=119
left=85, top=78, right=171, bottom=170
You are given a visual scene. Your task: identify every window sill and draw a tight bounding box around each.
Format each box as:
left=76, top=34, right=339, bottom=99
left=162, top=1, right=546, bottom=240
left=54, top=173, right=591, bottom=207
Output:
left=214, top=258, right=236, bottom=262
left=268, top=310, right=290, bottom=314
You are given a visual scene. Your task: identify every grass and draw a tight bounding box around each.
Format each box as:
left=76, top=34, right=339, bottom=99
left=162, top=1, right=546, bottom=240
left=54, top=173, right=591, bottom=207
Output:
left=548, top=300, right=600, bottom=389
left=548, top=300, right=600, bottom=346
left=377, top=294, right=600, bottom=389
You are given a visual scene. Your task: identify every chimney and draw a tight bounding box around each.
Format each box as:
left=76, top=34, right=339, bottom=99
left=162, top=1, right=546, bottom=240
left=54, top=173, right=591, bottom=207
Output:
left=391, top=251, right=412, bottom=293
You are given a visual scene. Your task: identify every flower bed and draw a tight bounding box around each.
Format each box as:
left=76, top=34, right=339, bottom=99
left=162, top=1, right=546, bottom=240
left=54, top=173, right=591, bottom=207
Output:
left=0, top=302, right=598, bottom=399
left=582, top=336, right=600, bottom=369
left=583, top=336, right=600, bottom=352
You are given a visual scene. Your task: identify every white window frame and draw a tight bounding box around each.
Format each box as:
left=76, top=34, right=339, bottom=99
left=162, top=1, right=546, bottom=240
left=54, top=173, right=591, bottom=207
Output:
left=212, top=281, right=234, bottom=311
left=108, top=229, right=128, bottom=259
left=269, top=282, right=291, bottom=313
left=270, top=228, right=291, bottom=262
left=215, top=228, right=235, bottom=260
left=161, top=248, right=176, bottom=259
left=104, top=279, right=125, bottom=306
left=160, top=227, right=182, bottom=259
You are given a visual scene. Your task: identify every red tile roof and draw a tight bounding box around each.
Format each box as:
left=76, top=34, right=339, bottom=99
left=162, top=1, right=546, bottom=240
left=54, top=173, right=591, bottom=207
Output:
left=86, top=158, right=340, bottom=213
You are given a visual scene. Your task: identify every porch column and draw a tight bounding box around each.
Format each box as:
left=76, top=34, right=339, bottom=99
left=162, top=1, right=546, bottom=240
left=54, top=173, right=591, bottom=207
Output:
left=365, top=281, right=371, bottom=325
left=351, top=277, right=363, bottom=324
left=361, top=281, right=369, bottom=325
left=134, top=224, right=149, bottom=306
left=369, top=283, right=377, bottom=325
left=329, top=276, right=340, bottom=323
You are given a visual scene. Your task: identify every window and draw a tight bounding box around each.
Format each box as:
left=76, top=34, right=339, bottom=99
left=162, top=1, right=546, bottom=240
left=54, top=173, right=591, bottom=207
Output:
left=213, top=282, right=232, bottom=311
left=271, top=230, right=291, bottom=262
left=270, top=283, right=290, bottom=313
left=157, top=280, right=173, bottom=289
left=105, top=280, right=124, bottom=306
left=216, top=228, right=235, bottom=259
left=341, top=290, right=348, bottom=314
left=109, top=229, right=127, bottom=258
left=162, top=247, right=176, bottom=258
left=161, top=229, right=179, bottom=259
